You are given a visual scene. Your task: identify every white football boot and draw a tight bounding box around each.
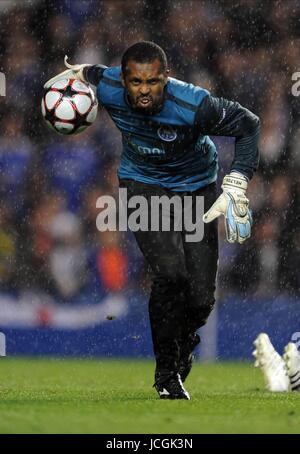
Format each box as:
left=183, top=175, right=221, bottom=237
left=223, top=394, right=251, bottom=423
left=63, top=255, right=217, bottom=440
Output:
left=253, top=333, right=290, bottom=392
left=283, top=342, right=300, bottom=392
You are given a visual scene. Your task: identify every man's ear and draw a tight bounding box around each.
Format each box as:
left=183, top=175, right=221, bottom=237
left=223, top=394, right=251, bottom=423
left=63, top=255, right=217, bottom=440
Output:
left=164, top=69, right=170, bottom=84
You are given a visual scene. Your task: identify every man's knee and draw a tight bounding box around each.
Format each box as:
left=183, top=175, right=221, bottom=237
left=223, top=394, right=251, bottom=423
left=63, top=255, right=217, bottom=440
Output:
left=188, top=291, right=216, bottom=329
left=196, top=299, right=215, bottom=327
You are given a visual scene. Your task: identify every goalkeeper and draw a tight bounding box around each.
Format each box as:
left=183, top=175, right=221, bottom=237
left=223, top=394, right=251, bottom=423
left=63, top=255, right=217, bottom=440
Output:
left=45, top=41, right=260, bottom=400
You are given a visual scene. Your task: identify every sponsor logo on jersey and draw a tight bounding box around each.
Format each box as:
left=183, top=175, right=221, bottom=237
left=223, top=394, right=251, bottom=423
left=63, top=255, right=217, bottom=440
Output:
left=157, top=125, right=177, bottom=142
left=137, top=145, right=165, bottom=155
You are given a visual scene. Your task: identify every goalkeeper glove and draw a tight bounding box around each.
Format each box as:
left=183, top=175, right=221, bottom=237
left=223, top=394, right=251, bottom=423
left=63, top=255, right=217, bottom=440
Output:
left=203, top=171, right=252, bottom=244
left=44, top=55, right=91, bottom=89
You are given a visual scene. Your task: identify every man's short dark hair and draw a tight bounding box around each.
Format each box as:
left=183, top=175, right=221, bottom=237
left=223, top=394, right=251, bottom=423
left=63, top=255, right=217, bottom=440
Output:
left=121, top=41, right=168, bottom=75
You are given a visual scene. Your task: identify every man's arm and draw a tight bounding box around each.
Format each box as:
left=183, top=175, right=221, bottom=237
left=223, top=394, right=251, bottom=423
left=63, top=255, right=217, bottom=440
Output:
left=82, top=65, right=108, bottom=86
left=196, top=95, right=260, bottom=244
left=195, top=95, right=260, bottom=180
left=44, top=57, right=107, bottom=89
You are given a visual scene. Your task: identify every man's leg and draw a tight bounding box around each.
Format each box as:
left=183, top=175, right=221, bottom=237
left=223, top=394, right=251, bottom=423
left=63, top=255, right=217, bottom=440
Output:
left=183, top=183, right=218, bottom=331
left=179, top=184, right=219, bottom=379
left=120, top=180, right=190, bottom=383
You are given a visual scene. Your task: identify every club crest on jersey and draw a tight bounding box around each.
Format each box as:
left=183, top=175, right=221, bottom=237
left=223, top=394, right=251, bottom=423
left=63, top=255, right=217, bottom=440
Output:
left=157, top=125, right=177, bottom=142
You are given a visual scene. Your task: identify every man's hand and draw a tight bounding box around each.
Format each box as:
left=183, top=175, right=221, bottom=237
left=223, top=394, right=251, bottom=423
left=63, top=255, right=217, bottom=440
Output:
left=43, top=56, right=91, bottom=89
left=203, top=172, right=252, bottom=244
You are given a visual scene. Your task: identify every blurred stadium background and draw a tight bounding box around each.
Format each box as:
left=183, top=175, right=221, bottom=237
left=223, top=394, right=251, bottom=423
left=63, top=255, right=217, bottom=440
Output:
left=0, top=0, right=299, bottom=360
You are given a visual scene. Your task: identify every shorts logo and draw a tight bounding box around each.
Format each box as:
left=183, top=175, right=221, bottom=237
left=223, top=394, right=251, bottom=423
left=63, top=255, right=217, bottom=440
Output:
left=157, top=125, right=177, bottom=142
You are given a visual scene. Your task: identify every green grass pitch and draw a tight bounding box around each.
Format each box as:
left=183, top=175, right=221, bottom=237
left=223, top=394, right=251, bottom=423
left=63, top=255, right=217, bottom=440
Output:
left=0, top=358, right=299, bottom=434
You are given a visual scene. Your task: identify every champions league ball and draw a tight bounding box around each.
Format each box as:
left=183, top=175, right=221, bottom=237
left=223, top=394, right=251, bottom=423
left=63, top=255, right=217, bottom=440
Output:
left=41, top=78, right=98, bottom=135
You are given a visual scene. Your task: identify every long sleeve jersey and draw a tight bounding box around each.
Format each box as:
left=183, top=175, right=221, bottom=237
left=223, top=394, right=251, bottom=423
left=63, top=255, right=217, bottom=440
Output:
left=84, top=65, right=260, bottom=191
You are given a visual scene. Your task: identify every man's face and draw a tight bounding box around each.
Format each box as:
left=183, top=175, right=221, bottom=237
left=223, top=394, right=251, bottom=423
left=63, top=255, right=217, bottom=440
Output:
left=122, top=59, right=169, bottom=114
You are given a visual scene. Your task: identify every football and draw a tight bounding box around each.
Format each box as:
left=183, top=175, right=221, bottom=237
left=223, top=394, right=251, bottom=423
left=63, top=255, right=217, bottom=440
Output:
left=41, top=78, right=98, bottom=135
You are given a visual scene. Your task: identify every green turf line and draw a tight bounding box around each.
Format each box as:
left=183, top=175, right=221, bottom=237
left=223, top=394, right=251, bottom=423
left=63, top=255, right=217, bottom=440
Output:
left=0, top=359, right=299, bottom=434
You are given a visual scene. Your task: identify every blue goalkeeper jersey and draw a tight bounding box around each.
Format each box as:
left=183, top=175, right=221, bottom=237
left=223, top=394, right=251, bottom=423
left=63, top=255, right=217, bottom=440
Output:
left=95, top=66, right=216, bottom=191
left=85, top=65, right=260, bottom=190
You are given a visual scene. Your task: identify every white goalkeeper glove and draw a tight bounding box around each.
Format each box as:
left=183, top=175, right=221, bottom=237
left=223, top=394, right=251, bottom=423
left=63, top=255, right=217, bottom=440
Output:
left=43, top=55, right=91, bottom=89
left=203, top=171, right=252, bottom=244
